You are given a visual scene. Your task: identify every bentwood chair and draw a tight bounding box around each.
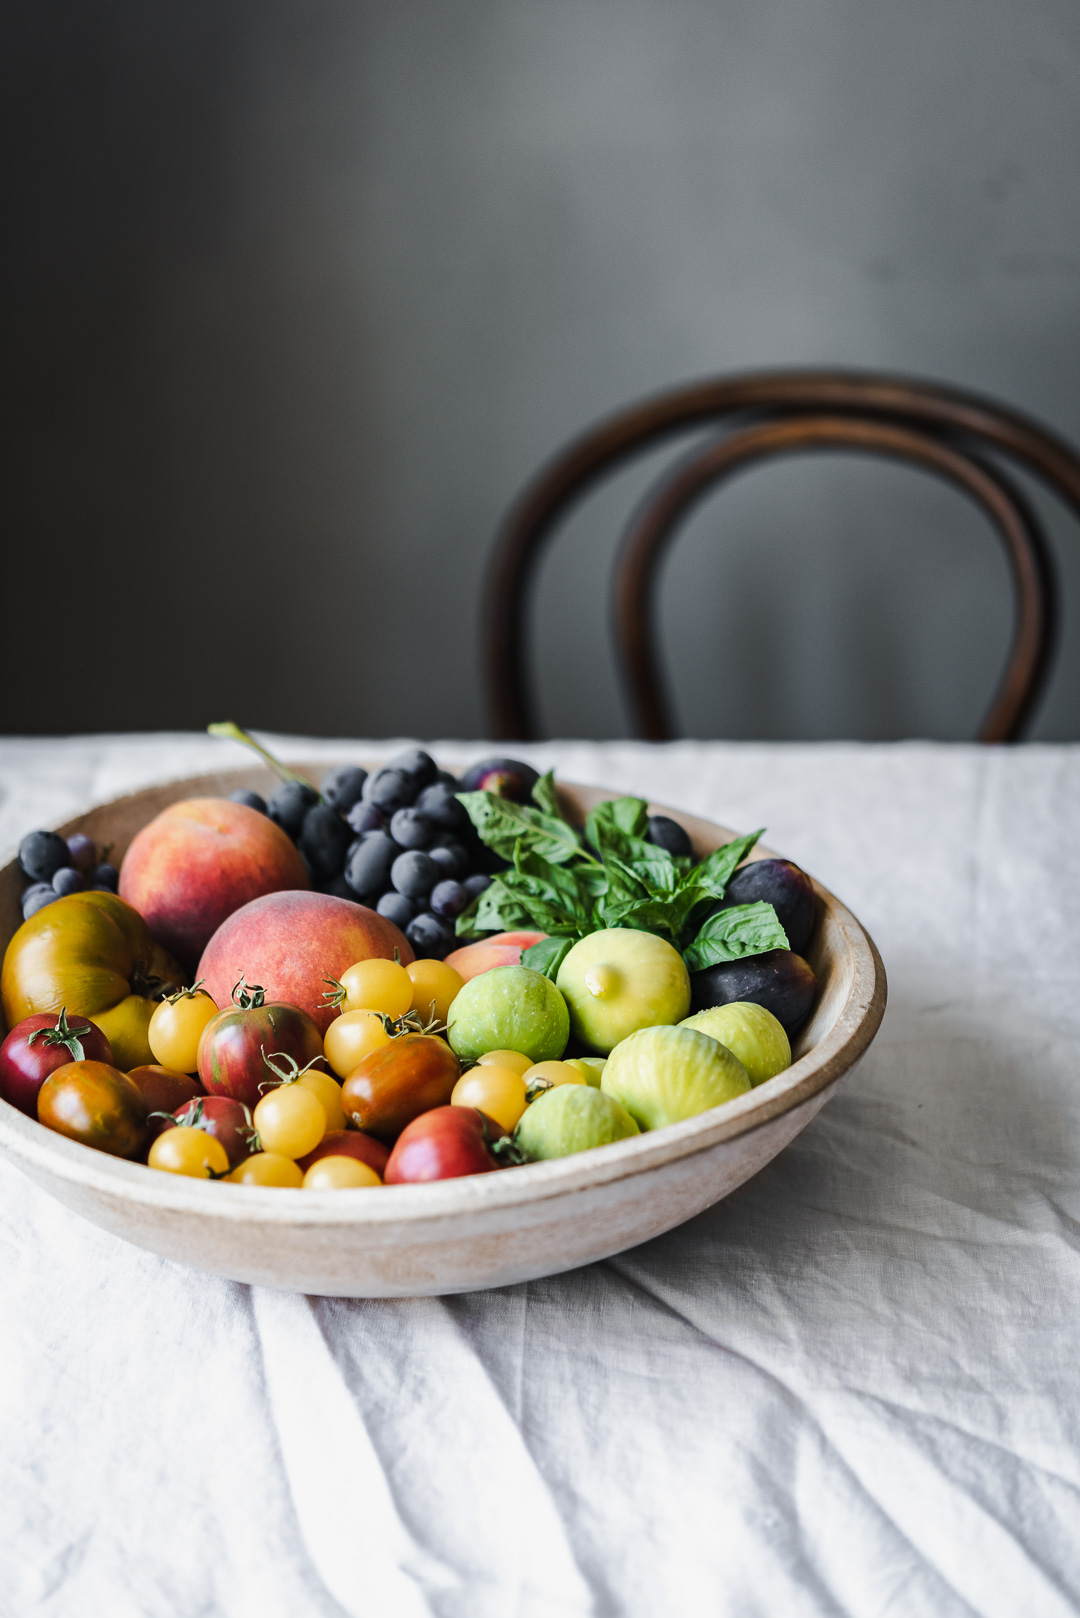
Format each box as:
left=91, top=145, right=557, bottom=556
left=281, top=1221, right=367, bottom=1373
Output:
left=484, top=370, right=1080, bottom=742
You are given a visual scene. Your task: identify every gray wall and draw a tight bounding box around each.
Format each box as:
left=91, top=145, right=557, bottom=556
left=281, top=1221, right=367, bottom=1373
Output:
left=5, top=0, right=1080, bottom=741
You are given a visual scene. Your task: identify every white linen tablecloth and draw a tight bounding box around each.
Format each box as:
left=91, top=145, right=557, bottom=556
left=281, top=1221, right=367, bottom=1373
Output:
left=1, top=733, right=1078, bottom=1618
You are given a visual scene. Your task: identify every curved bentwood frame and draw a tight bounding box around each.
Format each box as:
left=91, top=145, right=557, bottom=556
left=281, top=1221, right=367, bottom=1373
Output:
left=485, top=371, right=1080, bottom=742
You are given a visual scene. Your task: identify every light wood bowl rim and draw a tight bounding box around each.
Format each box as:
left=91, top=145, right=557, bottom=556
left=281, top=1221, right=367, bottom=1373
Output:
left=0, top=764, right=887, bottom=1229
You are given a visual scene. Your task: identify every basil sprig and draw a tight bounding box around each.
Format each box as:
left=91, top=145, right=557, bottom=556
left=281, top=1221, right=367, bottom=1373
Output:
left=455, top=773, right=788, bottom=976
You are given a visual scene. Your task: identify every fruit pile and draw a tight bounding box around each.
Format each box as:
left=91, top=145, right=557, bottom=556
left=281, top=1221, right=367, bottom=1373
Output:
left=0, top=748, right=822, bottom=1194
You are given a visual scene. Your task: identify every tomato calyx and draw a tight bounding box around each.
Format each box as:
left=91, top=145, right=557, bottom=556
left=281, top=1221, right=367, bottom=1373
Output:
left=525, top=1076, right=554, bottom=1104
left=25, top=1006, right=94, bottom=1062
left=152, top=1095, right=262, bottom=1153
left=231, top=975, right=267, bottom=1010
left=489, top=1134, right=527, bottom=1166
left=318, top=981, right=446, bottom=1038
left=320, top=976, right=349, bottom=1012
left=163, top=978, right=210, bottom=1005
left=258, top=1049, right=327, bottom=1093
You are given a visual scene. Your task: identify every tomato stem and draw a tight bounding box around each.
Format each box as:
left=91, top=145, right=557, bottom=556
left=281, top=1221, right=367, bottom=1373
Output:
left=26, top=1006, right=92, bottom=1062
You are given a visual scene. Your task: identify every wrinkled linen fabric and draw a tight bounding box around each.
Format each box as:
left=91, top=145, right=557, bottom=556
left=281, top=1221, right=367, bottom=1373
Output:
left=0, top=733, right=1079, bottom=1618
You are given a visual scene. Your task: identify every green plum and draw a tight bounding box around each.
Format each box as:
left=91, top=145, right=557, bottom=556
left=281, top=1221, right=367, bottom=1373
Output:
left=602, top=1024, right=750, bottom=1130
left=446, top=965, right=569, bottom=1064
left=514, top=1083, right=639, bottom=1160
left=555, top=929, right=690, bottom=1054
left=679, top=1001, right=790, bottom=1086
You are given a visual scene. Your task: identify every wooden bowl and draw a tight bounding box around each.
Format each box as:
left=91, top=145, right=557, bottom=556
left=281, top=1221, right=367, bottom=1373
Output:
left=0, top=765, right=885, bottom=1296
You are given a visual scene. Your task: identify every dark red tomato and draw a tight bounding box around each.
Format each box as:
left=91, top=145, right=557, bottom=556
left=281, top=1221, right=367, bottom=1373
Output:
left=37, top=1060, right=148, bottom=1158
left=171, top=1094, right=260, bottom=1167
left=297, top=1129, right=390, bottom=1178
left=384, top=1106, right=508, bottom=1184
left=196, top=980, right=326, bottom=1108
left=126, top=1066, right=203, bottom=1138
left=0, top=1008, right=113, bottom=1118
left=340, top=1034, right=460, bottom=1142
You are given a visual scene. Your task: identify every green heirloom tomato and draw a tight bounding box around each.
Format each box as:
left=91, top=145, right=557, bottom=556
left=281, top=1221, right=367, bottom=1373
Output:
left=602, top=1024, right=750, bottom=1130
left=446, top=965, right=569, bottom=1065
left=514, top=1084, right=639, bottom=1161
left=679, top=1002, right=790, bottom=1086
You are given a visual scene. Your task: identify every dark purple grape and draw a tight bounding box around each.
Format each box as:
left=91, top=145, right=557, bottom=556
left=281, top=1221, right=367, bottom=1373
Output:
left=52, top=866, right=86, bottom=896
left=389, top=809, right=433, bottom=851
left=65, top=833, right=97, bottom=875
left=345, top=832, right=398, bottom=898
left=299, top=803, right=352, bottom=878
left=689, top=950, right=817, bottom=1034
left=463, top=873, right=492, bottom=899
left=716, top=859, right=817, bottom=956
left=363, top=767, right=416, bottom=815
left=18, top=831, right=70, bottom=884
left=414, top=782, right=468, bottom=833
left=22, top=883, right=59, bottom=919
left=229, top=789, right=267, bottom=814
left=435, top=770, right=458, bottom=788
left=405, top=912, right=453, bottom=959
left=377, top=891, right=417, bottom=930
left=384, top=749, right=438, bottom=791
left=320, top=764, right=368, bottom=814
left=92, top=863, right=119, bottom=891
left=648, top=815, right=692, bottom=859
left=458, top=757, right=539, bottom=802
left=391, top=850, right=438, bottom=901
left=430, top=880, right=467, bottom=919
left=346, top=801, right=385, bottom=835
left=429, top=841, right=470, bottom=881
left=267, top=780, right=319, bottom=838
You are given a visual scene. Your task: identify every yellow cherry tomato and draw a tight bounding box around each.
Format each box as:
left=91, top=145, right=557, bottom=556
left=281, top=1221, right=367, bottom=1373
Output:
left=337, top=959, right=413, bottom=1018
left=297, top=1071, right=347, bottom=1132
left=477, top=1049, right=533, bottom=1078
left=451, top=1066, right=527, bottom=1132
left=148, top=987, right=218, bottom=1073
left=406, top=959, right=464, bottom=1025
left=302, top=1157, right=382, bottom=1190
left=148, top=1126, right=230, bottom=1179
left=227, top=1151, right=304, bottom=1187
left=324, top=1010, right=392, bottom=1078
left=523, top=1060, right=587, bottom=1094
left=253, top=1086, right=326, bottom=1159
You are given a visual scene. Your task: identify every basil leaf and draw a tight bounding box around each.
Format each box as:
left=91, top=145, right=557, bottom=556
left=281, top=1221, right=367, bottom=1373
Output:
left=530, top=770, right=562, bottom=820
left=682, top=902, right=789, bottom=972
left=457, top=790, right=583, bottom=865
left=513, top=849, right=593, bottom=928
left=585, top=796, right=649, bottom=849
left=688, top=829, right=763, bottom=900
left=521, top=936, right=576, bottom=980
left=454, top=875, right=535, bottom=937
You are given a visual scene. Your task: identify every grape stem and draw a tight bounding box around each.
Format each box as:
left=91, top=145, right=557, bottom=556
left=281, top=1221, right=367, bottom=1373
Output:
left=207, top=722, right=316, bottom=788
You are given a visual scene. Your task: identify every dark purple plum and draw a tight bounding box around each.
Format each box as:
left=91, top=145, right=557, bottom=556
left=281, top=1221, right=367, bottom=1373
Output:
left=719, top=858, right=817, bottom=956
left=458, top=757, right=539, bottom=802
left=647, top=815, right=692, bottom=859
left=689, top=949, right=817, bottom=1034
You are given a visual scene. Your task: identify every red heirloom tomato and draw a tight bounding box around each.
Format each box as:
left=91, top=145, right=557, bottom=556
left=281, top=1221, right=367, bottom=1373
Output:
left=196, top=977, right=326, bottom=1108
left=126, top=1064, right=202, bottom=1127
left=296, top=1129, right=390, bottom=1179
left=0, top=1008, right=113, bottom=1118
left=170, top=1094, right=260, bottom=1167
left=340, top=1033, right=460, bottom=1142
left=384, top=1106, right=510, bottom=1184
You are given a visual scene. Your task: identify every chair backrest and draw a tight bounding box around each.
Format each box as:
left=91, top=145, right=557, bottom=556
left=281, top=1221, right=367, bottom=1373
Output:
left=484, top=370, right=1080, bottom=742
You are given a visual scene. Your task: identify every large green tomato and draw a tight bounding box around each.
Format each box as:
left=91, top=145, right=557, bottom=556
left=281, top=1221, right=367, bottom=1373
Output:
left=680, top=1002, right=790, bottom=1086
left=446, top=966, right=569, bottom=1064
left=601, top=1023, right=750, bottom=1130
left=556, top=929, right=690, bottom=1054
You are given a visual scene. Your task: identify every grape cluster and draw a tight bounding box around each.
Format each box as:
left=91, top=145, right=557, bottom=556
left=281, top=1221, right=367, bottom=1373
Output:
left=232, top=749, right=496, bottom=960
left=16, top=829, right=119, bottom=922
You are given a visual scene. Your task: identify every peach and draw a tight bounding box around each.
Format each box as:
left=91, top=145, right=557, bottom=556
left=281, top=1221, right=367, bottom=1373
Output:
left=197, top=890, right=414, bottom=1035
left=444, top=930, right=547, bottom=983
left=119, top=798, right=309, bottom=968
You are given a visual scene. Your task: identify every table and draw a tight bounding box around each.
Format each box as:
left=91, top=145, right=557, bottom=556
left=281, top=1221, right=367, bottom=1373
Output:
left=1, top=733, right=1078, bottom=1618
